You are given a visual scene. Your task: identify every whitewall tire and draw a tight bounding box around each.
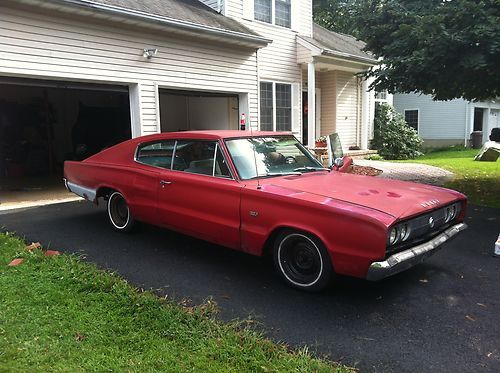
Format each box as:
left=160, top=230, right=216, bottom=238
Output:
left=107, top=191, right=134, bottom=232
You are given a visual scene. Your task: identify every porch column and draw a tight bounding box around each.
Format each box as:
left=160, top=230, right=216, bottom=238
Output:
left=361, top=79, right=370, bottom=150
left=307, top=62, right=316, bottom=147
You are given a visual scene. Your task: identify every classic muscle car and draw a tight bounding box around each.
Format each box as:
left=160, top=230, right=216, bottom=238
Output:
left=64, top=131, right=467, bottom=291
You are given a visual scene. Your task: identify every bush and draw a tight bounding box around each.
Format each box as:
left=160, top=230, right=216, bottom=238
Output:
left=371, top=104, right=423, bottom=160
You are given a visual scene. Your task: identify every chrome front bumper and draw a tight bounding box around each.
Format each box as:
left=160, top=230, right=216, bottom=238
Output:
left=366, top=223, right=468, bottom=281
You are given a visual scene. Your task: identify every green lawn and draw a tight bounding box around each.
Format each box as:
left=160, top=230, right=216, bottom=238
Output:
left=400, top=147, right=500, bottom=208
left=0, top=233, right=350, bottom=372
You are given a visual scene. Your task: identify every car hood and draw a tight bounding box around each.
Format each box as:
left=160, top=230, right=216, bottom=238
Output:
left=261, top=171, right=464, bottom=219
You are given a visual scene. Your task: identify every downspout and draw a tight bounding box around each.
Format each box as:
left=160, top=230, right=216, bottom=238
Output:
left=217, top=0, right=222, bottom=13
left=464, top=103, right=469, bottom=147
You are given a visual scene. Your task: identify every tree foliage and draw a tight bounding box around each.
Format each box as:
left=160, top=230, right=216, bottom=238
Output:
left=313, top=0, right=500, bottom=101
left=371, top=104, right=423, bottom=159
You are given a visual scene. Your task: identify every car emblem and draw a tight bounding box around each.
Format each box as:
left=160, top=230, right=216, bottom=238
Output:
left=428, top=216, right=435, bottom=228
left=421, top=199, right=440, bottom=208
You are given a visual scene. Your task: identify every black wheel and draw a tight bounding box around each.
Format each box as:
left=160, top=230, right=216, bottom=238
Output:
left=107, top=191, right=134, bottom=232
left=273, top=231, right=332, bottom=291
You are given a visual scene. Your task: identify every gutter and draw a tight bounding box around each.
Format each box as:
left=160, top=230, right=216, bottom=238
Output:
left=321, top=49, right=378, bottom=65
left=52, top=0, right=271, bottom=47
left=297, top=36, right=377, bottom=65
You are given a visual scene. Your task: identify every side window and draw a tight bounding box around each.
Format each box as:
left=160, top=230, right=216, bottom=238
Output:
left=174, top=140, right=232, bottom=178
left=136, top=140, right=176, bottom=169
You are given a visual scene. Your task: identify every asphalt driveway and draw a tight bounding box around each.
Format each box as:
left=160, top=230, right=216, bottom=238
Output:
left=1, top=201, right=499, bottom=372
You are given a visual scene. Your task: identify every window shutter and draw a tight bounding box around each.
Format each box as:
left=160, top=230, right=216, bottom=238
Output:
left=291, top=82, right=301, bottom=137
left=242, top=0, right=254, bottom=20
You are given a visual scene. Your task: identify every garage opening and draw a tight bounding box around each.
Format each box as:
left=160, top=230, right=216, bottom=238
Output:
left=0, top=77, right=131, bottom=209
left=159, top=89, right=239, bottom=132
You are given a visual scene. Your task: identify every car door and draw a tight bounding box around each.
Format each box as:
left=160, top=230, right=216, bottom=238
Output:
left=130, top=140, right=175, bottom=225
left=157, top=140, right=242, bottom=249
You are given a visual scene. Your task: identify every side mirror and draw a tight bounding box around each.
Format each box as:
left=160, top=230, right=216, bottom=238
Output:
left=332, top=157, right=344, bottom=171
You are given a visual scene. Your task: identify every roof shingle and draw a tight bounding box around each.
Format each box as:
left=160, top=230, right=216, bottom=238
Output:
left=80, top=0, right=259, bottom=36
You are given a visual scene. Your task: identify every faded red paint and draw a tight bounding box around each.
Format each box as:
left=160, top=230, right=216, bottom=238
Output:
left=64, top=131, right=467, bottom=279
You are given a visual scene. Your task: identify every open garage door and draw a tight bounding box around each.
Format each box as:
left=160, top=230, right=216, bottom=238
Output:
left=0, top=77, right=131, bottom=208
left=159, top=89, right=239, bottom=132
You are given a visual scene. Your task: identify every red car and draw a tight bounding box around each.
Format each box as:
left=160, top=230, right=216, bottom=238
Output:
left=64, top=131, right=467, bottom=291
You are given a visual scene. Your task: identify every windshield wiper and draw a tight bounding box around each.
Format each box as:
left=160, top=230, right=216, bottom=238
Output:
left=292, top=166, right=329, bottom=173
left=266, top=171, right=303, bottom=176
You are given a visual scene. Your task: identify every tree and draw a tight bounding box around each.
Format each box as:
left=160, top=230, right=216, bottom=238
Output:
left=314, top=0, right=500, bottom=101
left=313, top=1, right=364, bottom=38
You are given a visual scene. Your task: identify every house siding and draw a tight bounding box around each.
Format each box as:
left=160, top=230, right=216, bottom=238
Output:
left=319, top=71, right=336, bottom=136
left=336, top=71, right=360, bottom=149
left=0, top=5, right=259, bottom=134
left=393, top=93, right=467, bottom=141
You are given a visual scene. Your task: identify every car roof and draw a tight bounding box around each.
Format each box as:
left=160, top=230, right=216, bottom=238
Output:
left=131, top=130, right=294, bottom=143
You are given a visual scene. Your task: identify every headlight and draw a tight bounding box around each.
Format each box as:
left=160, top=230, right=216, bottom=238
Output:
left=399, top=224, right=410, bottom=241
left=388, top=223, right=411, bottom=246
left=388, top=227, right=399, bottom=245
left=445, top=203, right=459, bottom=222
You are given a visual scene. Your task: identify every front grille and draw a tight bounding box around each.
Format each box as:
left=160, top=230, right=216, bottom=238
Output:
left=386, top=203, right=461, bottom=257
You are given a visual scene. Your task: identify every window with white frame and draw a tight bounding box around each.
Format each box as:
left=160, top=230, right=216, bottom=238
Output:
left=404, top=109, right=419, bottom=131
left=260, top=82, right=292, bottom=131
left=254, top=0, right=291, bottom=28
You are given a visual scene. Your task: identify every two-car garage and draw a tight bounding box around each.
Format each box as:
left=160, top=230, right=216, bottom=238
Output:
left=0, top=0, right=266, bottom=208
left=0, top=76, right=242, bottom=208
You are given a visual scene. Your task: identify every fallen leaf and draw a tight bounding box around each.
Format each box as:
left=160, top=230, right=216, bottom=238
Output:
left=221, top=295, right=231, bottom=300
left=477, top=303, right=487, bottom=308
left=487, top=352, right=492, bottom=358
left=8, top=258, right=24, bottom=266
left=44, top=250, right=60, bottom=257
left=465, top=315, right=476, bottom=322
left=419, top=279, right=429, bottom=283
left=75, top=333, right=85, bottom=342
left=26, top=242, right=41, bottom=251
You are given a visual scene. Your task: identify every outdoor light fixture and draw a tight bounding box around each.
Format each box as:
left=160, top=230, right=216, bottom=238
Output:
left=142, top=48, right=158, bottom=59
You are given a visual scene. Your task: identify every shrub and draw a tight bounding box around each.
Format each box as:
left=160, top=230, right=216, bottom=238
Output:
left=371, top=104, right=423, bottom=160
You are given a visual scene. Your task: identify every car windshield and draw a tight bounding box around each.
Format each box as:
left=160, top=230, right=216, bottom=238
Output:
left=225, top=136, right=325, bottom=180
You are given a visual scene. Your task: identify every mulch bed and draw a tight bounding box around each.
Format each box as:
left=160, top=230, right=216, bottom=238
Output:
left=348, top=165, right=383, bottom=177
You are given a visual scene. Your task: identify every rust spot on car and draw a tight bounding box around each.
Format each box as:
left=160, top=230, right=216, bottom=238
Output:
left=386, top=192, right=401, bottom=198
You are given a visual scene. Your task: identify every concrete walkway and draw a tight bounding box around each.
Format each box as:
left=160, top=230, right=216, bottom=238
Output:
left=354, top=159, right=454, bottom=186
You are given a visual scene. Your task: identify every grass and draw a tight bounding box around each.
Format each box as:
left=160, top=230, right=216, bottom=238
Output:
left=399, top=147, right=500, bottom=208
left=0, top=233, right=350, bottom=372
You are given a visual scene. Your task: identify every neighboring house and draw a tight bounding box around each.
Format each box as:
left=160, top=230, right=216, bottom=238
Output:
left=394, top=93, right=500, bottom=147
left=0, top=0, right=376, bottom=181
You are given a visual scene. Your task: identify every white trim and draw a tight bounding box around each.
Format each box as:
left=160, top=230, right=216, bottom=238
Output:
left=259, top=80, right=294, bottom=132
left=253, top=0, right=292, bottom=29
left=315, top=87, right=321, bottom=140
left=404, top=108, right=420, bottom=134
left=129, top=83, right=143, bottom=137
left=307, top=62, right=316, bottom=146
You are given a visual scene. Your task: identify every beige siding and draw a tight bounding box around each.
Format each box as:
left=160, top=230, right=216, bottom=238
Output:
left=319, top=71, right=336, bottom=136
left=295, top=1, right=312, bottom=37
left=0, top=5, right=259, bottom=133
left=226, top=0, right=244, bottom=18
left=244, top=21, right=300, bottom=82
left=336, top=71, right=360, bottom=149
left=297, top=43, right=313, bottom=64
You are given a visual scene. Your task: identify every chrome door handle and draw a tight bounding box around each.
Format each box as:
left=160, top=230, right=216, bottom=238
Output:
left=160, top=180, right=172, bottom=186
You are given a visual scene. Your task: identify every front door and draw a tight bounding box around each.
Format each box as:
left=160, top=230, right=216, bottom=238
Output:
left=157, top=140, right=241, bottom=249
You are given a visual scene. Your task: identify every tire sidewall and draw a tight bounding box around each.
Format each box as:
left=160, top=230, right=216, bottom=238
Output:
left=107, top=191, right=134, bottom=232
left=273, top=230, right=332, bottom=292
